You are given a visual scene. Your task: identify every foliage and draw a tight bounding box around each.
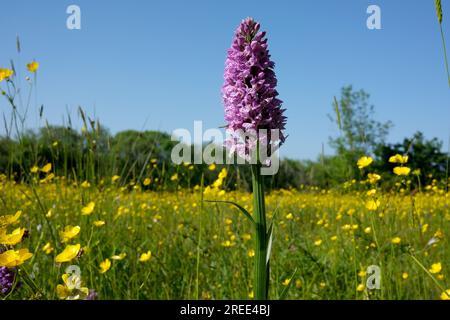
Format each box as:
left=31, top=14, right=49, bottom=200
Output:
left=328, top=86, right=392, bottom=180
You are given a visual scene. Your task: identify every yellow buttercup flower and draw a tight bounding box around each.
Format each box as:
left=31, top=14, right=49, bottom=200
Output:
left=40, top=163, right=52, bottom=173
left=203, top=186, right=213, bottom=195
left=247, top=249, right=255, bottom=257
left=212, top=177, right=224, bottom=188
left=42, top=242, right=54, bottom=254
left=139, top=250, right=152, bottom=262
left=0, top=227, right=26, bottom=245
left=55, top=244, right=81, bottom=263
left=93, top=220, right=105, bottom=227
left=365, top=199, right=380, bottom=211
left=434, top=229, right=444, bottom=239
left=402, top=272, right=409, bottom=280
left=111, top=252, right=127, bottom=260
left=170, top=174, right=178, bottom=181
left=0, top=248, right=33, bottom=267
left=441, top=289, right=450, bottom=300
left=0, top=211, right=22, bottom=227
left=218, top=168, right=228, bottom=179
left=143, top=178, right=151, bottom=186
left=314, top=239, right=322, bottom=246
left=367, top=173, right=381, bottom=184
left=389, top=154, right=408, bottom=164
left=429, top=262, right=442, bottom=274
left=357, top=156, right=373, bottom=169
left=282, top=278, right=291, bottom=286
left=99, top=259, right=111, bottom=274
left=39, top=172, right=55, bottom=184
left=356, top=284, right=365, bottom=292
left=242, top=233, right=251, bottom=241
left=208, top=163, right=216, bottom=171
left=391, top=237, right=401, bottom=244
left=30, top=165, right=39, bottom=173
left=393, top=167, right=411, bottom=176
left=81, top=202, right=95, bottom=215
left=0, top=68, right=13, bottom=82
left=27, top=61, right=39, bottom=73
left=60, top=225, right=81, bottom=242
left=80, top=181, right=91, bottom=188
left=111, top=175, right=120, bottom=183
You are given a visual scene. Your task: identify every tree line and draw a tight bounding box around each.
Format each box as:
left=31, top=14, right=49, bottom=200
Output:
left=1, top=86, right=448, bottom=191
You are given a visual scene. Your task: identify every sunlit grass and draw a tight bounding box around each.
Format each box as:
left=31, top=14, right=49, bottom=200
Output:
left=1, top=168, right=448, bottom=300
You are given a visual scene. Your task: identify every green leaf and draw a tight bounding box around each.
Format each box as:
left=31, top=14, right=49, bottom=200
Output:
left=266, top=201, right=281, bottom=264
left=266, top=222, right=273, bottom=264
left=204, top=200, right=255, bottom=224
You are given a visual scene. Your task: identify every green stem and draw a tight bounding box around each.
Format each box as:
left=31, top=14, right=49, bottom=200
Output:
left=439, top=24, right=450, bottom=87
left=251, top=164, right=268, bottom=300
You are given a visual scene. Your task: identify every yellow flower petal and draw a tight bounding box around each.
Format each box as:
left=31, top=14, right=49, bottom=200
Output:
left=393, top=166, right=411, bottom=176
left=40, top=163, right=52, bottom=173
left=0, top=227, right=25, bottom=245
left=60, top=225, right=81, bottom=242
left=441, top=289, right=450, bottom=300
left=55, top=244, right=81, bottom=263
left=365, top=199, right=381, bottom=211
left=81, top=202, right=95, bottom=215
left=99, top=259, right=111, bottom=274
left=42, top=242, right=54, bottom=254
left=0, top=211, right=22, bottom=227
left=357, top=156, right=373, bottom=169
left=139, top=250, right=152, bottom=262
left=0, top=68, right=14, bottom=82
left=93, top=220, right=105, bottom=227
left=27, top=61, right=39, bottom=73
left=389, top=154, right=408, bottom=164
left=111, top=252, right=127, bottom=260
left=0, top=248, right=33, bottom=267
left=429, top=262, right=442, bottom=274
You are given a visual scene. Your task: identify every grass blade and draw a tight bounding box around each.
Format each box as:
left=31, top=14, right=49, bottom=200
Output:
left=204, top=199, right=255, bottom=224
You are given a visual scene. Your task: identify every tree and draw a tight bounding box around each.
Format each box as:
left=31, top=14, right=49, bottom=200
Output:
left=374, top=131, right=447, bottom=186
left=328, top=85, right=392, bottom=180
left=111, top=130, right=176, bottom=181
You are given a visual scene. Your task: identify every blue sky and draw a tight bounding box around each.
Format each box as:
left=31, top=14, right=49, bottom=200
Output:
left=0, top=0, right=449, bottom=160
